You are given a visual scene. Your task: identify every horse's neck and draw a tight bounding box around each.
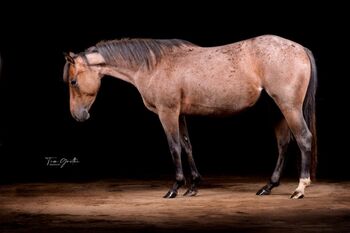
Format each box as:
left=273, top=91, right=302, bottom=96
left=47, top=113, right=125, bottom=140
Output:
left=85, top=52, right=140, bottom=86
left=86, top=52, right=154, bottom=90
left=99, top=66, right=138, bottom=86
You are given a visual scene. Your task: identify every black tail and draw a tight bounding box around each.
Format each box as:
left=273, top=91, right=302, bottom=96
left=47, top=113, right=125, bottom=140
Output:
left=303, top=48, right=318, bottom=180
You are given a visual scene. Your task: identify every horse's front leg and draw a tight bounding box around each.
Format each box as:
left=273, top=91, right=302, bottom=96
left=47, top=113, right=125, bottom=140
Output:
left=159, top=109, right=185, bottom=198
left=179, top=115, right=201, bottom=196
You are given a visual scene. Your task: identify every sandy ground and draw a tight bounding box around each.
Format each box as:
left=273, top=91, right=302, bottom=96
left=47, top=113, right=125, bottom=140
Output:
left=0, top=176, right=349, bottom=233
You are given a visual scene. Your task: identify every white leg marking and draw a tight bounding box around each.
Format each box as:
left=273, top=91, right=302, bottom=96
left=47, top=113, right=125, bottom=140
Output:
left=296, top=177, right=311, bottom=192
left=291, top=177, right=311, bottom=199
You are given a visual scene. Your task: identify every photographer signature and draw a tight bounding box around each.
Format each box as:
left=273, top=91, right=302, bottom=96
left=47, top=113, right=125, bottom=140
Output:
left=45, top=157, right=80, bottom=168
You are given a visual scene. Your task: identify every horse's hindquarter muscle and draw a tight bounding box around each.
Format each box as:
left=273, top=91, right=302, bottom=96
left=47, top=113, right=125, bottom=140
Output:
left=250, top=36, right=311, bottom=109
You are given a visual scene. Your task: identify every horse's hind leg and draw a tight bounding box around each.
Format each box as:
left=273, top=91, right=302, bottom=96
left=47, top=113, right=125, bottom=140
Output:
left=159, top=109, right=185, bottom=198
left=257, top=118, right=291, bottom=195
left=179, top=115, right=201, bottom=196
left=274, top=107, right=312, bottom=199
left=282, top=110, right=312, bottom=199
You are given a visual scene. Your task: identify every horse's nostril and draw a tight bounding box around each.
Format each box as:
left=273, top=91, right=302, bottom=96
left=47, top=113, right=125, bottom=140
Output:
left=82, top=109, right=90, bottom=120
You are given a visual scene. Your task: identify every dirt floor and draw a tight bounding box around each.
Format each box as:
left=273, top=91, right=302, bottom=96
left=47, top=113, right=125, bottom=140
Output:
left=0, top=176, right=349, bottom=233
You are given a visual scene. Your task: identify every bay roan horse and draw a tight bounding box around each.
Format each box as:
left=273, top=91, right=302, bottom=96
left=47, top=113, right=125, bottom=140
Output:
left=63, top=35, right=317, bottom=199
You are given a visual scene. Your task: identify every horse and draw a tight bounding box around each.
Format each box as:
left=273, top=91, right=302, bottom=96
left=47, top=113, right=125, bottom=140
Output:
left=63, top=35, right=317, bottom=199
left=0, top=54, right=2, bottom=147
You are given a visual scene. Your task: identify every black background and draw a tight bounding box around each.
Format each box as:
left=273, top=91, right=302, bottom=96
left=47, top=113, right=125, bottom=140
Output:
left=0, top=3, right=348, bottom=183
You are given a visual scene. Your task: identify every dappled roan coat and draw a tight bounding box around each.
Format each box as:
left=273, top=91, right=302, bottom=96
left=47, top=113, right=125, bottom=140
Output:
left=63, top=35, right=317, bottom=199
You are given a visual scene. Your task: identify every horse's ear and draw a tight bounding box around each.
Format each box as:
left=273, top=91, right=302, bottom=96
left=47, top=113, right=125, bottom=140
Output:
left=64, top=52, right=75, bottom=64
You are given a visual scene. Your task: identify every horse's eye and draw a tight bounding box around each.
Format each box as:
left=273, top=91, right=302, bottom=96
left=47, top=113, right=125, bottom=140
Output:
left=70, top=79, right=77, bottom=86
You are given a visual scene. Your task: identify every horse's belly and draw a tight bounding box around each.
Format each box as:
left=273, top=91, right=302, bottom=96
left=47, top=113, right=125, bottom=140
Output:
left=181, top=88, right=261, bottom=116
left=181, top=102, right=243, bottom=116
left=181, top=93, right=260, bottom=116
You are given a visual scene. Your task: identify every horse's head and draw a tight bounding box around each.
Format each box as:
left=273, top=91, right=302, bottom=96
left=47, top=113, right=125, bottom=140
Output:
left=63, top=52, right=103, bottom=122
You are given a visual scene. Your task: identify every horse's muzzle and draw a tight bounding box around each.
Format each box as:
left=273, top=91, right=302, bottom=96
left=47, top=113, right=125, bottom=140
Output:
left=72, top=108, right=90, bottom=122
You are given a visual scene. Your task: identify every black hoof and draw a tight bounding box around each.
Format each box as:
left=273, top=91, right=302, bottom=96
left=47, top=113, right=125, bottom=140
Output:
left=163, top=190, right=178, bottom=198
left=256, top=188, right=271, bottom=196
left=183, top=188, right=198, bottom=197
left=256, top=181, right=279, bottom=196
left=163, top=180, right=185, bottom=198
left=290, top=191, right=304, bottom=199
